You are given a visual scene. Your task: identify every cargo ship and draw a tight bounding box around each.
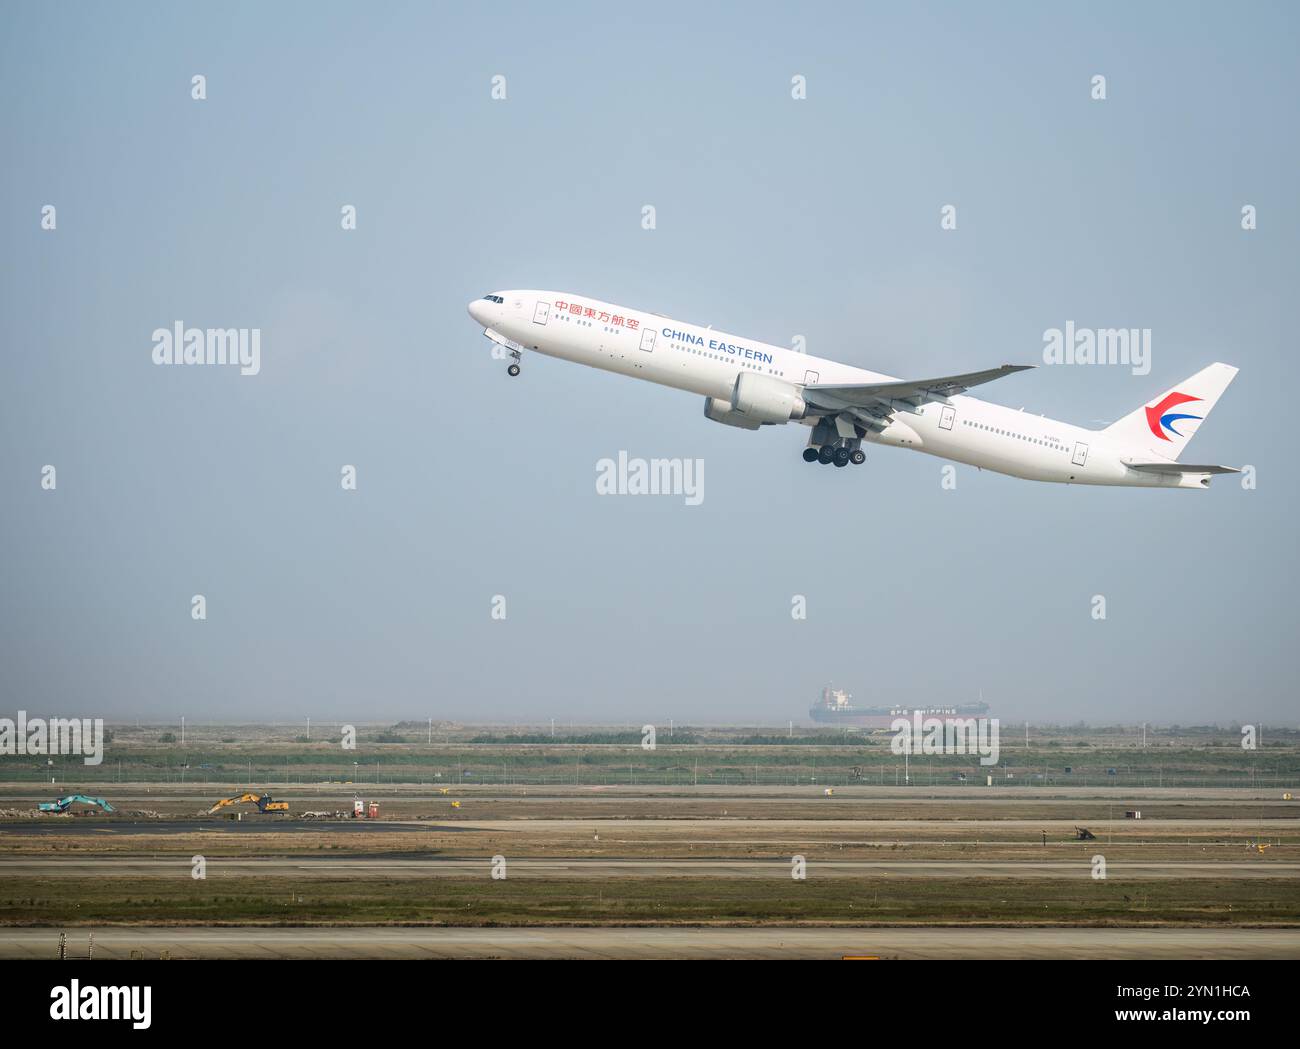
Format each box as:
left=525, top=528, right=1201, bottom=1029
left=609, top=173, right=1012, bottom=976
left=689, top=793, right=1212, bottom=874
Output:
left=809, top=686, right=991, bottom=730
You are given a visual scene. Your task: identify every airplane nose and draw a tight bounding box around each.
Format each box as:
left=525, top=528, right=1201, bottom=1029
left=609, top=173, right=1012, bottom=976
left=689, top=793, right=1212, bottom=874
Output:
left=467, top=298, right=490, bottom=326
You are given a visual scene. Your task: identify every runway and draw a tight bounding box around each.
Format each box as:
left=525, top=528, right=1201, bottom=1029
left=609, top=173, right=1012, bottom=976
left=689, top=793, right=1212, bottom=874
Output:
left=3, top=925, right=1296, bottom=959
left=2, top=856, right=1294, bottom=879
left=3, top=816, right=1295, bottom=836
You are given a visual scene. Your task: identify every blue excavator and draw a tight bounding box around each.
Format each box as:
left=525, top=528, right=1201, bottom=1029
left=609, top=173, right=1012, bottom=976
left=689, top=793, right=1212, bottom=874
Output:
left=38, top=794, right=115, bottom=813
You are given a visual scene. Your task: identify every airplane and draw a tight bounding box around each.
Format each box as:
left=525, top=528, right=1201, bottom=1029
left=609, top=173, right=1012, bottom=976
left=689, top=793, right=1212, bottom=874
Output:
left=467, top=291, right=1239, bottom=489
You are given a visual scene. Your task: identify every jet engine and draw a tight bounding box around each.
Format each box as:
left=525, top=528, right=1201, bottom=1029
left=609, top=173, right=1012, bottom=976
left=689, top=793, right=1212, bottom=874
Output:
left=732, top=372, right=807, bottom=423
left=703, top=396, right=761, bottom=430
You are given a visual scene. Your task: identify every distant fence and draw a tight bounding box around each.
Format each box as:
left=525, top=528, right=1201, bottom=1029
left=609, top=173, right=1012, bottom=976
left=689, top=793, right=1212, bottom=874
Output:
left=1, top=756, right=1295, bottom=791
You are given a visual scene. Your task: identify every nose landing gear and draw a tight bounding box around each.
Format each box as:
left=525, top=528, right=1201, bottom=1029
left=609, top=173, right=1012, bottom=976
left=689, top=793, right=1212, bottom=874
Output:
left=483, top=327, right=525, bottom=376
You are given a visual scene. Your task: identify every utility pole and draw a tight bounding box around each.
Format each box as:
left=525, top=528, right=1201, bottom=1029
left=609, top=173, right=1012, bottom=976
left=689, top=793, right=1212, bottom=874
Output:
left=306, top=717, right=310, bottom=740
left=428, top=718, right=432, bottom=744
left=181, top=716, right=185, bottom=746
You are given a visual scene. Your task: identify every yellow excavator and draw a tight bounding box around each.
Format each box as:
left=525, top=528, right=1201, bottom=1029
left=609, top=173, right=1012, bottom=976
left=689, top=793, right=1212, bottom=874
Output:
left=207, top=791, right=290, bottom=816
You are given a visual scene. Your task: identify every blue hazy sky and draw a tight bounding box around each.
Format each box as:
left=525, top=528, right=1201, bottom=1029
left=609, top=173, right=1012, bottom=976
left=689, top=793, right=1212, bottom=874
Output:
left=2, top=2, right=1296, bottom=726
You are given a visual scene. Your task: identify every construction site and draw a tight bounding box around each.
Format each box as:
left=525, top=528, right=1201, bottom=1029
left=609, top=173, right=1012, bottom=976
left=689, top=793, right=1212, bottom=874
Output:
left=0, top=722, right=1296, bottom=958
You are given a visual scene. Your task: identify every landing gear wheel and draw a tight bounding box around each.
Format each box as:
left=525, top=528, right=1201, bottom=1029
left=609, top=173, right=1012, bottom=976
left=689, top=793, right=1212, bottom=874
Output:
left=850, top=449, right=866, bottom=465
left=817, top=446, right=835, bottom=465
left=833, top=447, right=851, bottom=468
left=507, top=363, right=521, bottom=377
left=802, top=447, right=820, bottom=463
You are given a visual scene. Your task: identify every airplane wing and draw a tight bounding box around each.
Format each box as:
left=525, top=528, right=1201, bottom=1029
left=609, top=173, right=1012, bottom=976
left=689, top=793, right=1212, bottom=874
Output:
left=801, top=364, right=1035, bottom=429
left=804, top=364, right=1034, bottom=409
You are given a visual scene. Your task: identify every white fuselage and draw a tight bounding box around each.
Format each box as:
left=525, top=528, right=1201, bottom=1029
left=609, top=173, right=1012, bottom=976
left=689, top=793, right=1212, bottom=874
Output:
left=468, top=290, right=1190, bottom=487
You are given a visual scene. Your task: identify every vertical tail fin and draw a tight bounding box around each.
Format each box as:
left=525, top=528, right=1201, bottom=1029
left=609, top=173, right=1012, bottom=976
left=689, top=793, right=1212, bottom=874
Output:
left=1103, top=362, right=1238, bottom=460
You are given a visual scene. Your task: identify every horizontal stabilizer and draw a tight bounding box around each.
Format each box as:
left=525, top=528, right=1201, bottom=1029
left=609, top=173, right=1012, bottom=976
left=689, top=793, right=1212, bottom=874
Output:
left=1123, top=461, right=1239, bottom=475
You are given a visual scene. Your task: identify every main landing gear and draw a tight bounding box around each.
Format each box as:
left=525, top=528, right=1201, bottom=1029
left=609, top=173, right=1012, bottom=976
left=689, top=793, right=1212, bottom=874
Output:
left=805, top=438, right=865, bottom=468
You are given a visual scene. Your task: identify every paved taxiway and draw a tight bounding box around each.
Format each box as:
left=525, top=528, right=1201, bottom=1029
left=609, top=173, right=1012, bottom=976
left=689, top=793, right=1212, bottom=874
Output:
left=2, top=857, right=1294, bottom=879
left=3, top=926, right=1296, bottom=959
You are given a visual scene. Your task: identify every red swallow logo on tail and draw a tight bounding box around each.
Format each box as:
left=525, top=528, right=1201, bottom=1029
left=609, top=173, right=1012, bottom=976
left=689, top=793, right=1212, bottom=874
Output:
left=1145, top=392, right=1202, bottom=441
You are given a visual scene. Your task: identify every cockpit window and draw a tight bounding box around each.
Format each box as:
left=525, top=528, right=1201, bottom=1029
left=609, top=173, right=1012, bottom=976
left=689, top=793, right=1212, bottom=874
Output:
left=482, top=294, right=504, bottom=304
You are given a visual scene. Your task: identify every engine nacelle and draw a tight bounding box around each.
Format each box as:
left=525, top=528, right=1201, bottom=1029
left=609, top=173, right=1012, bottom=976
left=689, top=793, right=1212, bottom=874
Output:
left=729, top=372, right=806, bottom=424
left=704, top=396, right=761, bottom=430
